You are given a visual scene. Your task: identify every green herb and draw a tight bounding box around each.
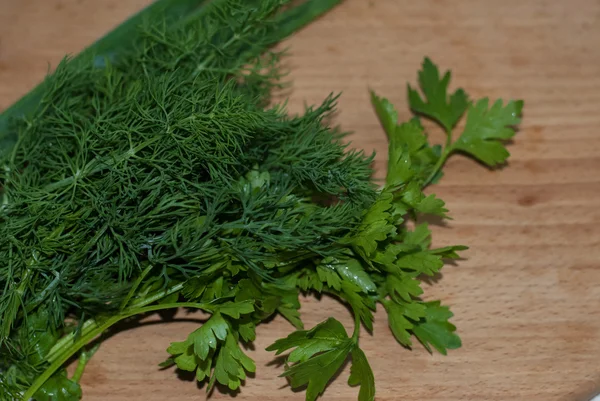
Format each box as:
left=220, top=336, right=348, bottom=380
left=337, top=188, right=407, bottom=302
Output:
left=0, top=0, right=212, bottom=157
left=267, top=317, right=374, bottom=401
left=0, top=1, right=523, bottom=400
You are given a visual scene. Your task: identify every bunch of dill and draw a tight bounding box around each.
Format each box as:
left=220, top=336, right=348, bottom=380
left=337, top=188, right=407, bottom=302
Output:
left=0, top=0, right=523, bottom=400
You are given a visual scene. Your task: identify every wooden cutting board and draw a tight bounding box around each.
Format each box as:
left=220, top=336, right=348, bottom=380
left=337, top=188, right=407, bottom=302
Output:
left=1, top=1, right=599, bottom=400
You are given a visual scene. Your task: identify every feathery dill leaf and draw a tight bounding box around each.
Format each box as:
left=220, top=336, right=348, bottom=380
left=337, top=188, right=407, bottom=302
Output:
left=0, top=0, right=212, bottom=157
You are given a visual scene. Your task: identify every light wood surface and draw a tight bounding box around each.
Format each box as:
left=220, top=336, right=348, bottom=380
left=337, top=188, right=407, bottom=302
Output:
left=1, top=1, right=600, bottom=400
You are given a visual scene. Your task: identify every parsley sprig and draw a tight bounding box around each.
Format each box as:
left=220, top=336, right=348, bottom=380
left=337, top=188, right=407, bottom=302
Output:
left=406, top=57, right=524, bottom=184
left=0, top=2, right=522, bottom=401
left=268, top=58, right=523, bottom=401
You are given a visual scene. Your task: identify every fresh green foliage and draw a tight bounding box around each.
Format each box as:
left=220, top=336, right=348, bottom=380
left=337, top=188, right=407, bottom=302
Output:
left=407, top=57, right=469, bottom=133
left=411, top=301, right=462, bottom=355
left=0, top=1, right=523, bottom=400
left=452, top=98, right=524, bottom=166
left=364, top=58, right=522, bottom=365
left=264, top=55, right=521, bottom=400
left=165, top=310, right=257, bottom=391
left=404, top=57, right=524, bottom=184
left=348, top=347, right=375, bottom=401
left=266, top=318, right=375, bottom=401
left=33, top=370, right=82, bottom=401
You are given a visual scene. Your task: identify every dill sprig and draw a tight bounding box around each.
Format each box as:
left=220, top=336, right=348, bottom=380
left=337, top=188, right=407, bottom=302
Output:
left=1, top=0, right=365, bottom=399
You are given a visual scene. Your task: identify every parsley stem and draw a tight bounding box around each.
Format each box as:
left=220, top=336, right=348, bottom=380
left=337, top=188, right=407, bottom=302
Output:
left=24, top=315, right=123, bottom=400
left=71, top=344, right=100, bottom=384
left=23, top=300, right=211, bottom=400
left=128, top=301, right=212, bottom=315
left=44, top=320, right=96, bottom=364
left=424, top=130, right=454, bottom=186
left=352, top=311, right=361, bottom=343
left=44, top=282, right=184, bottom=365
left=26, top=285, right=198, bottom=400
left=129, top=282, right=185, bottom=309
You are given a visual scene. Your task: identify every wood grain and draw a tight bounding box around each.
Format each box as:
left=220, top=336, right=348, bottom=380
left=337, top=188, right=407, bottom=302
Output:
left=1, top=0, right=600, bottom=400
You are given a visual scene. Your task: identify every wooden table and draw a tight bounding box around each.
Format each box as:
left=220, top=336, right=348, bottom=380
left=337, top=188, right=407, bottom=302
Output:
left=1, top=1, right=599, bottom=400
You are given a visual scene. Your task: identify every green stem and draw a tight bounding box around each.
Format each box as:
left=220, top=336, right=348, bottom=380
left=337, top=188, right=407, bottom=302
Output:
left=129, top=282, right=185, bottom=309
left=424, top=130, right=454, bottom=187
left=351, top=311, right=361, bottom=343
left=44, top=320, right=94, bottom=364
left=23, top=300, right=211, bottom=400
left=46, top=283, right=183, bottom=363
left=45, top=282, right=184, bottom=364
left=71, top=344, right=100, bottom=383
left=25, top=317, right=118, bottom=400
left=119, top=263, right=155, bottom=310
left=274, top=0, right=343, bottom=40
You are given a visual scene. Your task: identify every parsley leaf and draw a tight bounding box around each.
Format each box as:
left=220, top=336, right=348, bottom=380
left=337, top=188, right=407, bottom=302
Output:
left=431, top=245, right=469, bottom=259
left=384, top=301, right=426, bottom=348
left=415, top=193, right=449, bottom=217
left=403, top=222, right=432, bottom=249
left=386, top=275, right=424, bottom=303
left=218, top=300, right=255, bottom=319
left=267, top=318, right=375, bottom=401
left=411, top=301, right=462, bottom=355
left=267, top=318, right=354, bottom=401
left=277, top=305, right=304, bottom=330
left=33, top=370, right=82, bottom=401
left=343, top=190, right=395, bottom=257
left=383, top=119, right=442, bottom=187
left=266, top=318, right=349, bottom=363
left=210, top=333, right=256, bottom=391
left=284, top=342, right=353, bottom=401
left=348, top=347, right=376, bottom=401
left=405, top=58, right=524, bottom=184
left=165, top=308, right=256, bottom=390
left=339, top=282, right=377, bottom=331
left=167, top=313, right=229, bottom=364
left=321, top=256, right=377, bottom=294
left=396, top=251, right=444, bottom=276
left=370, top=90, right=398, bottom=139
left=407, top=57, right=469, bottom=132
left=387, top=305, right=414, bottom=347
left=452, top=98, right=524, bottom=166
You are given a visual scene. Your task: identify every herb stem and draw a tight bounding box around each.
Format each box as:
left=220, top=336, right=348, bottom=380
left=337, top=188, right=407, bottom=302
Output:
left=44, top=319, right=95, bottom=364
left=424, top=129, right=454, bottom=186
left=45, top=282, right=184, bottom=364
left=71, top=344, right=100, bottom=384
left=23, top=299, right=210, bottom=400
left=24, top=316, right=120, bottom=400
left=352, top=311, right=361, bottom=343
left=129, top=282, right=185, bottom=309
left=120, top=263, right=155, bottom=310
left=275, top=0, right=343, bottom=40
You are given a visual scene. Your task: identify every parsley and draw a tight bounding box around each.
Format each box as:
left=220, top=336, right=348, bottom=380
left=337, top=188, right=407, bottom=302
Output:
left=407, top=57, right=470, bottom=133
left=164, top=310, right=257, bottom=391
left=0, top=1, right=523, bottom=400
left=266, top=317, right=375, bottom=401
left=403, top=57, right=523, bottom=184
